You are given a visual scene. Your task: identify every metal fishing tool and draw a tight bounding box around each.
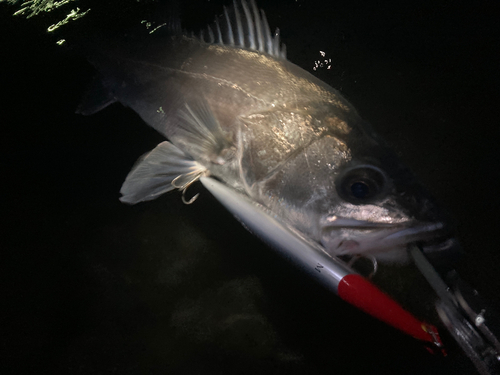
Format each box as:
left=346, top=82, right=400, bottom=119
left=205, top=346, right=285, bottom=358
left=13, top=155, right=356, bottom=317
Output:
left=409, top=244, right=500, bottom=375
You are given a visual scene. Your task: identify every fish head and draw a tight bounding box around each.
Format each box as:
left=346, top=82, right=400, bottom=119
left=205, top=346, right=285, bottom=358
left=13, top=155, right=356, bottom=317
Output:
left=254, top=109, right=459, bottom=264
left=319, top=158, right=459, bottom=264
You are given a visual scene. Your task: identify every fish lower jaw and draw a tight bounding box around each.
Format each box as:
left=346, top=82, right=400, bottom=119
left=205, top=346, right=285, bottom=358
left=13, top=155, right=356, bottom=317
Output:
left=327, top=240, right=410, bottom=262
left=419, top=236, right=462, bottom=266
left=331, top=243, right=411, bottom=264
left=321, top=221, right=452, bottom=264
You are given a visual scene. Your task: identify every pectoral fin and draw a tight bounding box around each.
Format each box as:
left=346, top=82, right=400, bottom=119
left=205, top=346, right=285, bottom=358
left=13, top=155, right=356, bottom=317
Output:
left=170, top=99, right=235, bottom=164
left=120, top=141, right=207, bottom=204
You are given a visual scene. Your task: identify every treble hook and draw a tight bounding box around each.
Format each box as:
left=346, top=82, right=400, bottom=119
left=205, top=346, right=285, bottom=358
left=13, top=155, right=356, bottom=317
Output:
left=181, top=185, right=199, bottom=205
left=171, top=172, right=205, bottom=205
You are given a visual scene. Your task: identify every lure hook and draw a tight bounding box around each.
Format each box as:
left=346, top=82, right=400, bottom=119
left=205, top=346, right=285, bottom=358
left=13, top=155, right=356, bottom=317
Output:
left=181, top=186, right=199, bottom=205
left=172, top=171, right=206, bottom=205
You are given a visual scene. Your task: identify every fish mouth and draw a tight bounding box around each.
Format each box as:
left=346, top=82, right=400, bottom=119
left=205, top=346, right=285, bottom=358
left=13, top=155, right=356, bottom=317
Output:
left=380, top=222, right=461, bottom=264
left=320, top=218, right=458, bottom=262
left=382, top=222, right=446, bottom=245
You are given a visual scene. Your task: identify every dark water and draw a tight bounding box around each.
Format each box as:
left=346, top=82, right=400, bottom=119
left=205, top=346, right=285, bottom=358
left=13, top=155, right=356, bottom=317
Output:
left=1, top=0, right=499, bottom=374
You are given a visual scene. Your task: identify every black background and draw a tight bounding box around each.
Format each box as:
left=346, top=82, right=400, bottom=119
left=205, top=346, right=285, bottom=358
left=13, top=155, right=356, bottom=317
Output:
left=1, top=0, right=499, bottom=374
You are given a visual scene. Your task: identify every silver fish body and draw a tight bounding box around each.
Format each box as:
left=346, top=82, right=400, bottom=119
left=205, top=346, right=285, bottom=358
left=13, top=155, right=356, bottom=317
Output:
left=81, top=0, right=458, bottom=263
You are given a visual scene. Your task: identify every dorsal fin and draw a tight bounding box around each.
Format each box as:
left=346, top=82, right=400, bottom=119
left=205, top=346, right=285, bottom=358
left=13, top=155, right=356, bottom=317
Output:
left=196, top=0, right=287, bottom=59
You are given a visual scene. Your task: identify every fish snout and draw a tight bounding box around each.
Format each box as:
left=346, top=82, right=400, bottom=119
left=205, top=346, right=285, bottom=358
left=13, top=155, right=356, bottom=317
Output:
left=319, top=215, right=462, bottom=265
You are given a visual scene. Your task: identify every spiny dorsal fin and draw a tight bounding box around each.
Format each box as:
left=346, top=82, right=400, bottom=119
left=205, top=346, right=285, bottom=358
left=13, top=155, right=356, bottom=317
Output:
left=197, top=0, right=287, bottom=59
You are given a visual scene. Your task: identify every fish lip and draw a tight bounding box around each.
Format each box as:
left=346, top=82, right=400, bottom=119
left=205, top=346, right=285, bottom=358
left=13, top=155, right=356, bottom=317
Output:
left=321, top=216, right=407, bottom=230
left=382, top=222, right=445, bottom=243
left=322, top=217, right=451, bottom=249
left=382, top=222, right=461, bottom=259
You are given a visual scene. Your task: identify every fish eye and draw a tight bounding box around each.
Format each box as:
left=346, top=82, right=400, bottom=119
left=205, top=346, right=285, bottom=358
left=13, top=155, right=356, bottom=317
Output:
left=350, top=181, right=370, bottom=199
left=336, top=165, right=387, bottom=203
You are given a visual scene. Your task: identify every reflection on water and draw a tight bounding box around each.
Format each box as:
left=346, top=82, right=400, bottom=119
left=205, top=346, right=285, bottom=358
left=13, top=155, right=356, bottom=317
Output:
left=46, top=7, right=89, bottom=32
left=2, top=0, right=90, bottom=35
left=8, top=0, right=75, bottom=18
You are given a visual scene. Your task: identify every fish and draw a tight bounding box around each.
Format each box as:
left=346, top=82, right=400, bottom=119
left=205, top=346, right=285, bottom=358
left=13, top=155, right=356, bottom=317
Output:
left=77, top=0, right=459, bottom=265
